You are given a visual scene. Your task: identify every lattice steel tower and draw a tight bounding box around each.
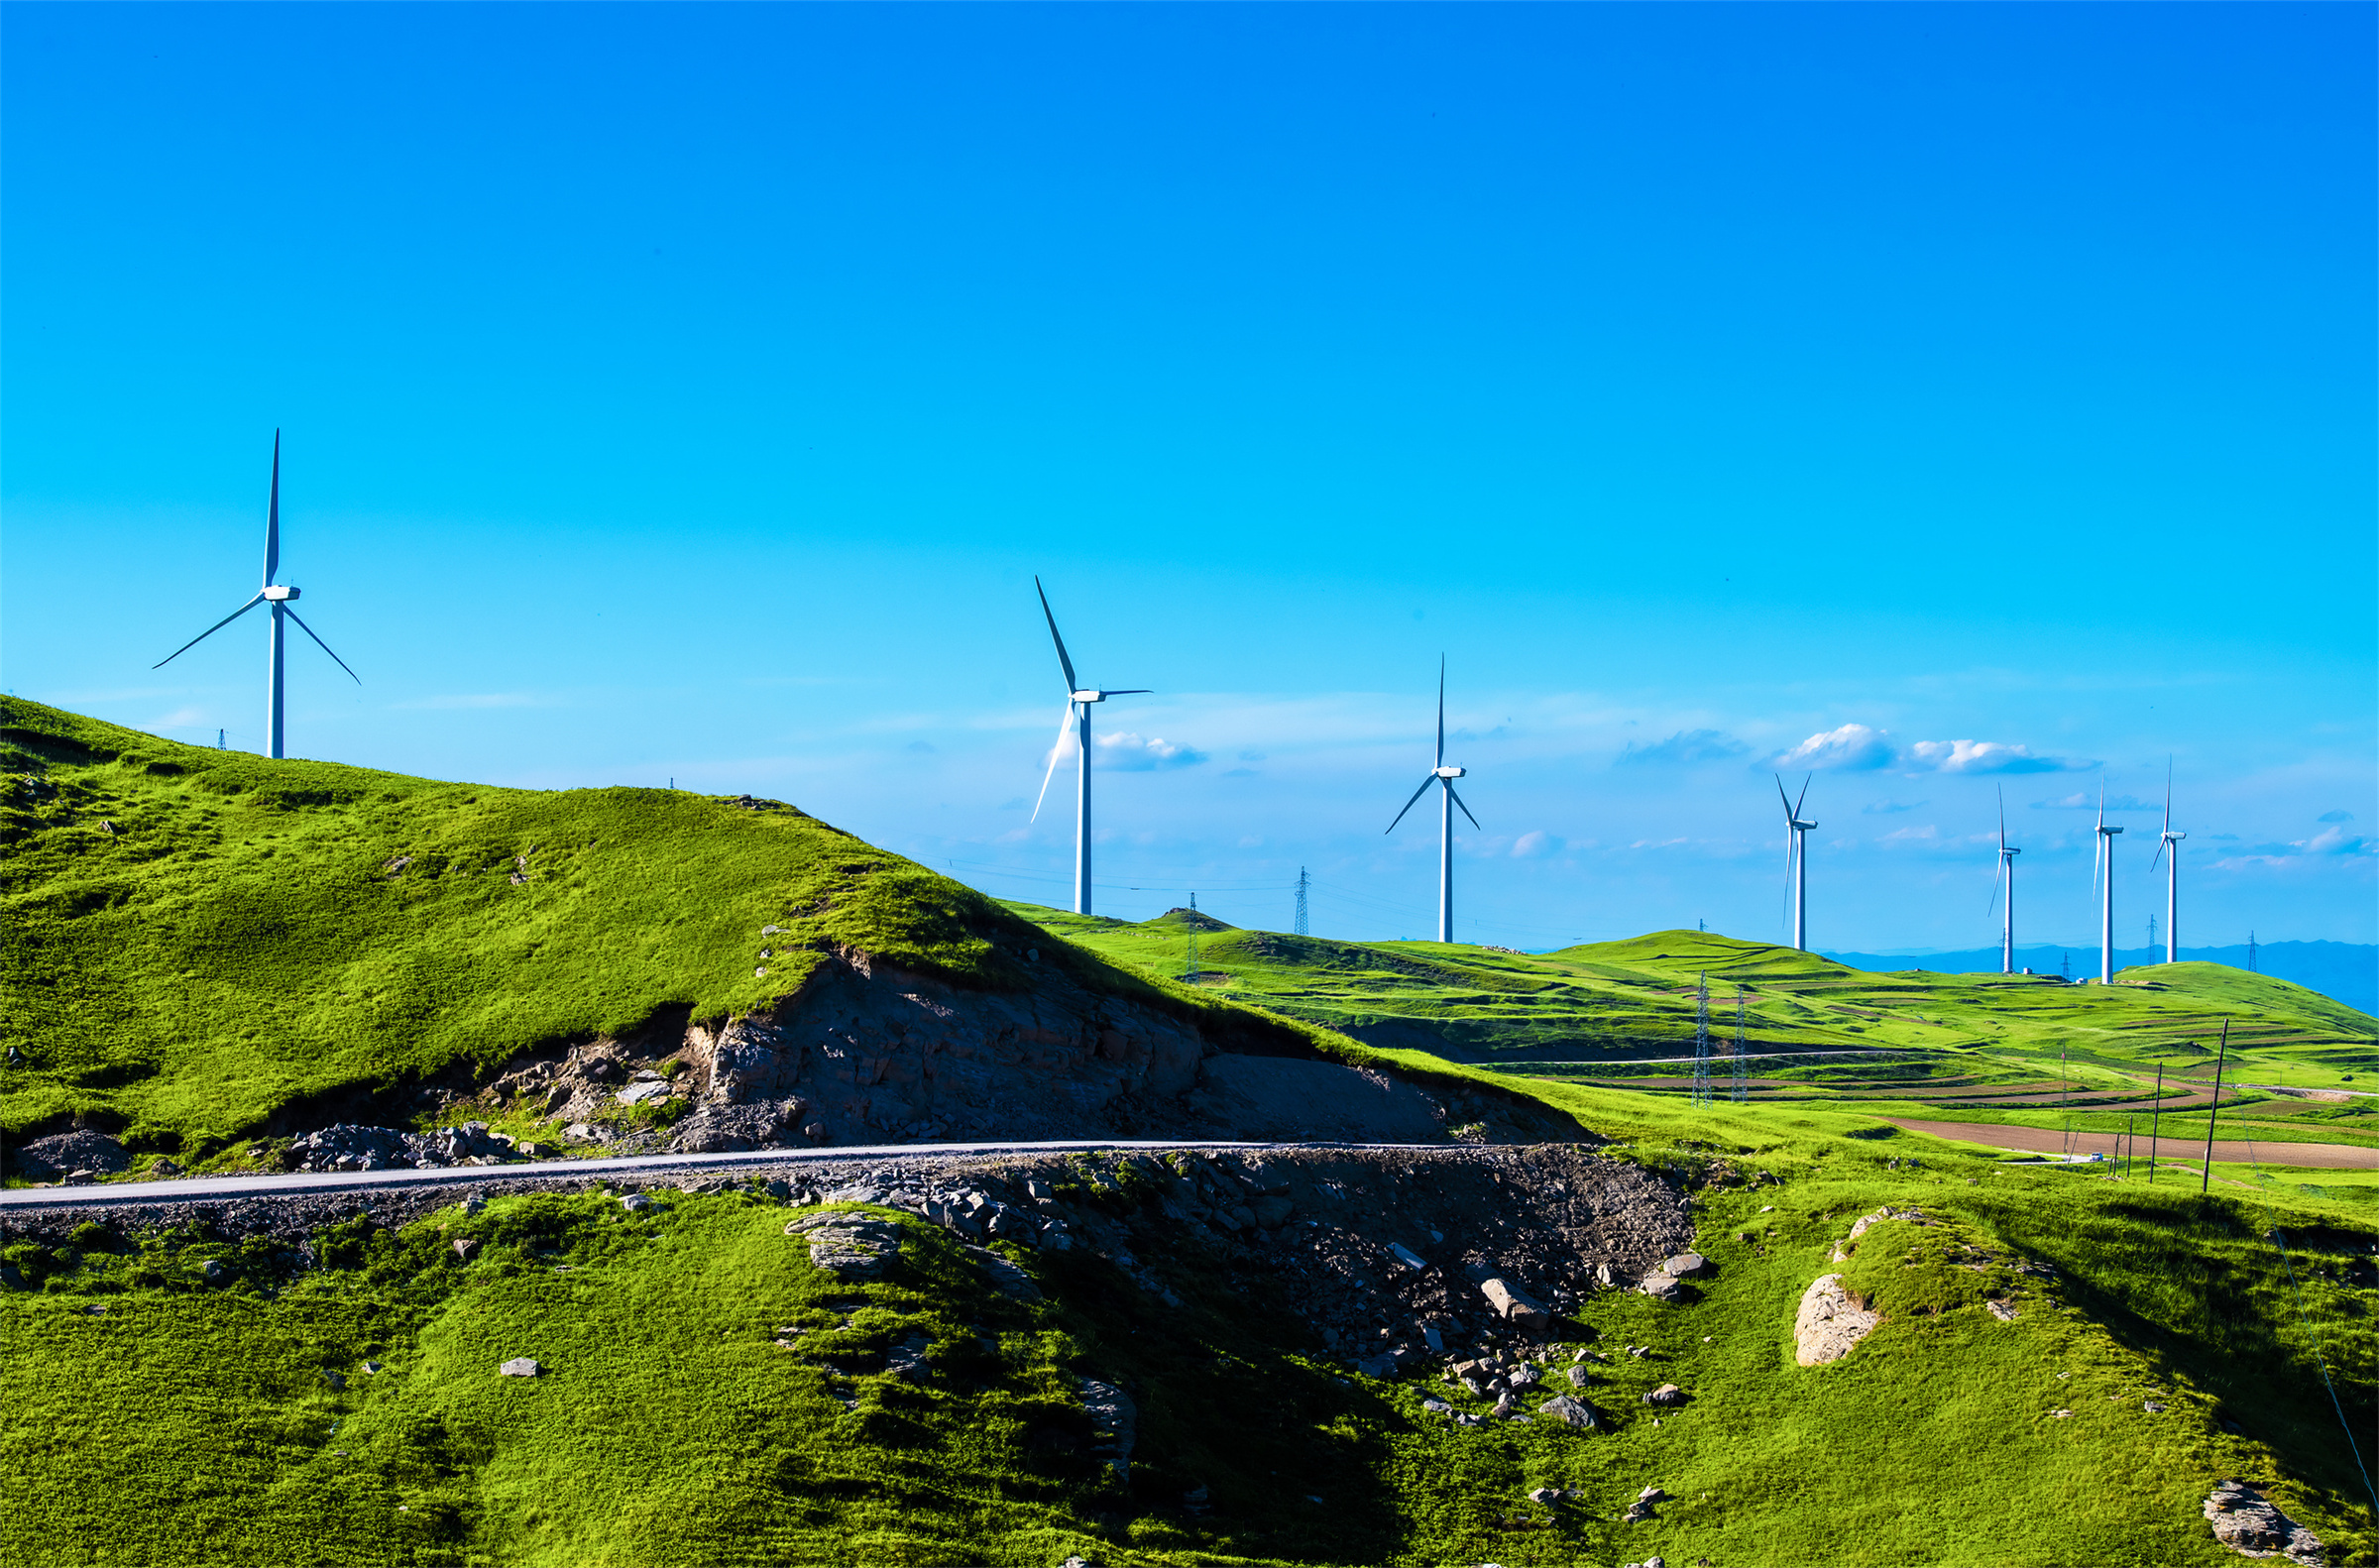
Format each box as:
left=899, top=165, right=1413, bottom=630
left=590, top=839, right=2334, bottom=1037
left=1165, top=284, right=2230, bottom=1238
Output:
left=1295, top=867, right=1309, bottom=937
left=1184, top=893, right=1201, bottom=979
left=1691, top=970, right=1713, bottom=1106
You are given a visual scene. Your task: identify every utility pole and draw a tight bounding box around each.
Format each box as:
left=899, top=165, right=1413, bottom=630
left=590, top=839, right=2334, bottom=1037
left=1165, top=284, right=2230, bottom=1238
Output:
left=1294, top=867, right=1309, bottom=937
left=1184, top=893, right=1200, bottom=981
left=1691, top=971, right=1712, bottom=1107
left=2201, top=1021, right=2229, bottom=1193
left=1733, top=985, right=1749, bottom=1103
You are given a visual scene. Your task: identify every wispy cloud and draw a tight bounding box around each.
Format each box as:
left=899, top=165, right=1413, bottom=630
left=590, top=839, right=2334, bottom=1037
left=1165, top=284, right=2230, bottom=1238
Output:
left=1512, top=830, right=1561, bottom=857
left=1091, top=732, right=1207, bottom=771
left=1616, top=728, right=1747, bottom=767
left=1773, top=724, right=2090, bottom=775
left=1878, top=824, right=1939, bottom=844
left=2033, top=792, right=2158, bottom=811
left=1862, top=799, right=1928, bottom=815
left=2320, top=809, right=2354, bottom=823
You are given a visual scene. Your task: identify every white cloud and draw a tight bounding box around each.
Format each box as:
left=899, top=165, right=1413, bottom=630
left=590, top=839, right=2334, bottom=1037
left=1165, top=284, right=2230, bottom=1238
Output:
left=1903, top=738, right=2092, bottom=775
left=1773, top=724, right=1896, bottom=771
left=1512, top=830, right=1560, bottom=857
left=1878, top=825, right=1939, bottom=844
left=1091, top=732, right=1208, bottom=771
left=1616, top=728, right=1747, bottom=767
left=2298, top=825, right=2375, bottom=856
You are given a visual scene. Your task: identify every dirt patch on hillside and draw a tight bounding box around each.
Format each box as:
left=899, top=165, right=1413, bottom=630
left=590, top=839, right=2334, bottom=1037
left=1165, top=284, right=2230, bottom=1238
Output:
left=1886, top=1118, right=2378, bottom=1170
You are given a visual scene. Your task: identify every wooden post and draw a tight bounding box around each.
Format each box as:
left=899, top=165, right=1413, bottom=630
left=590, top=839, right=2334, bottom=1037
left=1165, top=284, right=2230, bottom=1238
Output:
left=2147, top=1064, right=2163, bottom=1183
left=2201, top=1021, right=2229, bottom=1194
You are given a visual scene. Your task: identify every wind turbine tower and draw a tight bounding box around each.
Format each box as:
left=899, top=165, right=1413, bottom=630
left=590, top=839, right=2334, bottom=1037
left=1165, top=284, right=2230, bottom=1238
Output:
left=1030, top=578, right=1150, bottom=917
left=1386, top=658, right=1478, bottom=945
left=153, top=432, right=360, bottom=758
left=1774, top=775, right=1818, bottom=951
left=2095, top=781, right=2124, bottom=985
left=2152, top=762, right=2185, bottom=964
left=1990, top=785, right=2022, bottom=973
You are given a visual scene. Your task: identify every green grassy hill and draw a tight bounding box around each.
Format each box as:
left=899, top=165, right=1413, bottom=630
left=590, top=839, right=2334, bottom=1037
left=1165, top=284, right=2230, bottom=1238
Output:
left=0, top=699, right=1336, bottom=1160
left=1009, top=907, right=2379, bottom=1169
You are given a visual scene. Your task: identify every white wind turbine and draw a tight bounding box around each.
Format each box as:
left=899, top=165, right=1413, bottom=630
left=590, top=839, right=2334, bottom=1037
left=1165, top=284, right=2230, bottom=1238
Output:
left=1029, top=577, right=1148, bottom=917
left=1386, top=658, right=1478, bottom=945
left=1775, top=774, right=1817, bottom=951
left=1988, top=784, right=2021, bottom=972
left=2093, top=778, right=2124, bottom=984
left=152, top=432, right=359, bottom=759
left=2151, top=760, right=2185, bottom=964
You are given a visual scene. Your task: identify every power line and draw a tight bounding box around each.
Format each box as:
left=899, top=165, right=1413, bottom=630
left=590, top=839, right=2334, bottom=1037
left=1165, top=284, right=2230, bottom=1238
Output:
left=1691, top=970, right=1712, bottom=1107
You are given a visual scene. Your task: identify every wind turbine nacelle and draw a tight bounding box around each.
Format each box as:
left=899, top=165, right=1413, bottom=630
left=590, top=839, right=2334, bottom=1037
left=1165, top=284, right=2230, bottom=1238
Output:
left=1791, top=818, right=1818, bottom=831
left=1433, top=766, right=1464, bottom=778
left=1072, top=690, right=1103, bottom=704
left=2164, top=832, right=2186, bottom=842
left=262, top=585, right=300, bottom=602
left=2100, top=825, right=2124, bottom=836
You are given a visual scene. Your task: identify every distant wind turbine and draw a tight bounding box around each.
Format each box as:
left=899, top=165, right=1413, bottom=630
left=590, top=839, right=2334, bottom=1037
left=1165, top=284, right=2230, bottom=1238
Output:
left=1029, top=577, right=1149, bottom=917
left=152, top=432, right=359, bottom=759
left=1386, top=658, right=1477, bottom=945
left=1775, top=774, right=1817, bottom=951
left=1988, top=785, right=2021, bottom=972
left=2151, top=759, right=2185, bottom=964
left=2094, top=779, right=2124, bottom=984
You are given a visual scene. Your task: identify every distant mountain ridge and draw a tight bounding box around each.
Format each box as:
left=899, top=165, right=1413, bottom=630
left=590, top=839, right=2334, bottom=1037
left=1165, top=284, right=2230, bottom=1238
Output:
left=1818, top=941, right=2377, bottom=1016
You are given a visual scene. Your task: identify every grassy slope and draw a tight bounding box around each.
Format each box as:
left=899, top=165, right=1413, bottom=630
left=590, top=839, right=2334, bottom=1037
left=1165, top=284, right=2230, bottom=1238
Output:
left=0, top=699, right=1343, bottom=1158
left=1013, top=906, right=2379, bottom=1157
left=7, top=1121, right=2373, bottom=1567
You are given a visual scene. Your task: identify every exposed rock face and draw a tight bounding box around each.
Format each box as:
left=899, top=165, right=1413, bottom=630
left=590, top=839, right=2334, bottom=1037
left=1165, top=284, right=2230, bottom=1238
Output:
left=1832, top=1206, right=1923, bottom=1263
left=2204, top=1481, right=2324, bottom=1565
left=11, top=1130, right=129, bottom=1181
left=785, top=1211, right=904, bottom=1279
left=1079, top=1379, right=1138, bottom=1482
left=1794, top=1274, right=1880, bottom=1366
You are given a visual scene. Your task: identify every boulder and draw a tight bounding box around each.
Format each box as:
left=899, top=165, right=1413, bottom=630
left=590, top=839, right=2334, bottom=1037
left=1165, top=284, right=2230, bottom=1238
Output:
left=1535, top=1395, right=1599, bottom=1429
left=499, top=1358, right=541, bottom=1378
left=2204, top=1481, right=2324, bottom=1566
left=1639, top=1273, right=1685, bottom=1304
left=1388, top=1243, right=1427, bottom=1271
left=1641, top=1384, right=1687, bottom=1407
left=786, top=1212, right=904, bottom=1280
left=1794, top=1274, right=1880, bottom=1366
left=1253, top=1195, right=1296, bottom=1229
left=1661, top=1252, right=1708, bottom=1278
left=620, top=1193, right=652, bottom=1213
left=1480, top=1277, right=1551, bottom=1330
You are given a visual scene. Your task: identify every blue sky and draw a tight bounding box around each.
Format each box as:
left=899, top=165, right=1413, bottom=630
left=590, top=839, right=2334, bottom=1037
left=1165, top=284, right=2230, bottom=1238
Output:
left=4, top=3, right=2372, bottom=952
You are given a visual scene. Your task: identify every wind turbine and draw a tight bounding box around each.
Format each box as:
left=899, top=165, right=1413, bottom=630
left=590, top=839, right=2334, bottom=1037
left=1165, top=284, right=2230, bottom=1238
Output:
left=1386, top=657, right=1477, bottom=945
left=152, top=432, right=359, bottom=759
left=2151, top=760, right=2185, bottom=963
left=1988, top=785, right=2021, bottom=972
left=1774, top=774, right=1817, bottom=951
left=2094, top=778, right=2124, bottom=984
left=1029, top=577, right=1148, bottom=917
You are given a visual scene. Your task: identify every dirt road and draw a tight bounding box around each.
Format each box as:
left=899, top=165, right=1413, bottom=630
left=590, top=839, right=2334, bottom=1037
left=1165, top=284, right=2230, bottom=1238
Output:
left=1886, top=1117, right=2378, bottom=1169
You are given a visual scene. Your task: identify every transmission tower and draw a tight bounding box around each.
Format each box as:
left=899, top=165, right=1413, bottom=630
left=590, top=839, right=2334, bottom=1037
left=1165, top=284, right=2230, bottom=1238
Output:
left=2247, top=930, right=2259, bottom=973
left=1732, top=984, right=1749, bottom=1102
left=1184, top=893, right=1200, bottom=980
left=1691, top=970, right=1712, bottom=1107
left=1294, top=867, right=1309, bottom=937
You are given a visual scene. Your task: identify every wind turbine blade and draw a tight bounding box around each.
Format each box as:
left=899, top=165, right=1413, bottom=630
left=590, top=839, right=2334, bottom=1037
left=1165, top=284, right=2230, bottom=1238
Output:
left=1101, top=689, right=1151, bottom=697
left=1032, top=576, right=1078, bottom=694
left=2151, top=838, right=2166, bottom=870
left=1997, top=784, right=2006, bottom=853
left=1774, top=772, right=1793, bottom=819
left=2162, top=757, right=2173, bottom=839
left=1987, top=854, right=2002, bottom=915
left=1385, top=774, right=1434, bottom=835
left=263, top=430, right=282, bottom=586
left=152, top=593, right=266, bottom=669
left=1793, top=773, right=1812, bottom=820
left=1435, top=655, right=1446, bottom=768
left=281, top=606, right=361, bottom=684
left=1029, top=702, right=1076, bottom=822
left=1449, top=783, right=1481, bottom=832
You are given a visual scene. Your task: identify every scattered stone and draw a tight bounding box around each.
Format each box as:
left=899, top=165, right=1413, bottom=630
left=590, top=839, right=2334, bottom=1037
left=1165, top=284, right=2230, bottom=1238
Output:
left=1566, top=1365, right=1592, bottom=1388
left=323, top=1371, right=346, bottom=1391
left=2143, top=1400, right=2167, bottom=1414
left=1639, top=1273, right=1685, bottom=1304
left=1388, top=1242, right=1427, bottom=1270
left=1253, top=1195, right=1296, bottom=1228
left=1080, top=1379, right=1137, bottom=1482
left=1480, top=1277, right=1551, bottom=1330
left=962, top=1245, right=1042, bottom=1301
left=452, top=1239, right=477, bottom=1261
left=1641, top=1384, right=1687, bottom=1407
left=1661, top=1253, right=1708, bottom=1278
left=620, top=1193, right=652, bottom=1213
left=361, top=1361, right=382, bottom=1375
left=199, top=1260, right=228, bottom=1286
left=499, top=1358, right=541, bottom=1378
left=1793, top=1274, right=1879, bottom=1366
left=12, top=1129, right=130, bottom=1182
left=1987, top=1299, right=2019, bottom=1322
left=150, top=1159, right=182, bottom=1177
left=1639, top=1486, right=1670, bottom=1504
left=1595, top=1261, right=1621, bottom=1288
left=1529, top=1487, right=1560, bottom=1504
left=2203, top=1480, right=2324, bottom=1565
left=884, top=1335, right=933, bottom=1383
left=2051, top=1409, right=2073, bottom=1418
left=1421, top=1399, right=1452, bottom=1415
left=1534, top=1395, right=1599, bottom=1429
left=785, top=1211, right=904, bottom=1279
